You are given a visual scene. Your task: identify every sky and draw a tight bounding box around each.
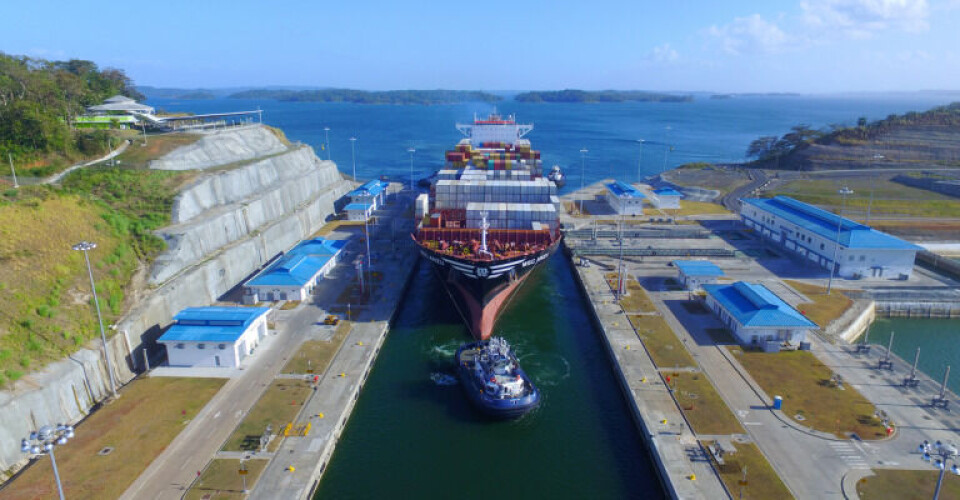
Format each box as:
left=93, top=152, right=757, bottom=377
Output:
left=4, top=0, right=960, bottom=92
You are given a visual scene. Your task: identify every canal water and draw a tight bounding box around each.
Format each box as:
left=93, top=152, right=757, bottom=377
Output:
left=314, top=254, right=663, bottom=499
left=867, top=318, right=960, bottom=394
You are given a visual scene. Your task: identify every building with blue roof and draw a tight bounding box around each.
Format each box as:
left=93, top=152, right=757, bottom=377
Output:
left=703, top=281, right=817, bottom=349
left=652, top=187, right=684, bottom=210
left=672, top=260, right=725, bottom=290
left=243, top=237, right=347, bottom=304
left=349, top=180, right=389, bottom=208
left=605, top=180, right=646, bottom=215
left=157, top=307, right=271, bottom=368
left=344, top=202, right=374, bottom=222
left=741, top=196, right=920, bottom=279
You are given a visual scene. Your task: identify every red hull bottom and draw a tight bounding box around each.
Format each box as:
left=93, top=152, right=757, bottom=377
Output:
left=452, top=278, right=524, bottom=340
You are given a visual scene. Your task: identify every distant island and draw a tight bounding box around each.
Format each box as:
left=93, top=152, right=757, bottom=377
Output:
left=228, top=89, right=503, bottom=105
left=514, top=90, right=693, bottom=103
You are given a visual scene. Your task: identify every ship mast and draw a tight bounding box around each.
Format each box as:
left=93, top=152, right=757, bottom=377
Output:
left=479, top=212, right=492, bottom=258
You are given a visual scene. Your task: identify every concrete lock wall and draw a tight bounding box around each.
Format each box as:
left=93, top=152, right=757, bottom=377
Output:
left=0, top=125, right=352, bottom=477
left=148, top=125, right=288, bottom=171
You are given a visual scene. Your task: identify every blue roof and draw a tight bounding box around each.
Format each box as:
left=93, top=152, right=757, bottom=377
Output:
left=348, top=180, right=388, bottom=199
left=654, top=188, right=684, bottom=197
left=246, top=238, right=345, bottom=287
left=344, top=202, right=372, bottom=211
left=673, top=260, right=724, bottom=277
left=606, top=181, right=645, bottom=199
left=703, top=282, right=817, bottom=328
left=159, top=307, right=270, bottom=343
left=741, top=196, right=921, bottom=251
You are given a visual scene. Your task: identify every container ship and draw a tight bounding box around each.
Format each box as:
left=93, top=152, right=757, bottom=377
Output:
left=413, top=113, right=562, bottom=339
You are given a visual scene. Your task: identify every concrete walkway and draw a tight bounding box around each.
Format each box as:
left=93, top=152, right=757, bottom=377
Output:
left=575, top=264, right=728, bottom=499
left=43, top=140, right=130, bottom=184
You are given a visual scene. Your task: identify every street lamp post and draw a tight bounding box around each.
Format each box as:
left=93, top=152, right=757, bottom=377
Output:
left=72, top=241, right=118, bottom=398
left=21, top=424, right=75, bottom=500
left=349, top=137, right=358, bottom=181
left=919, top=440, right=960, bottom=500
left=617, top=213, right=625, bottom=298
left=867, top=154, right=884, bottom=224
left=826, top=187, right=854, bottom=295
left=323, top=127, right=331, bottom=161
left=7, top=153, right=18, bottom=189
left=662, top=125, right=672, bottom=173
left=407, top=148, right=416, bottom=191
left=579, top=148, right=588, bottom=214
left=637, top=139, right=645, bottom=183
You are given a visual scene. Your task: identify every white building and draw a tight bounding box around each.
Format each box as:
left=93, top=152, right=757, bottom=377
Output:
left=243, top=238, right=347, bottom=304
left=652, top=188, right=683, bottom=209
left=348, top=180, right=389, bottom=210
left=86, top=95, right=156, bottom=116
left=158, top=307, right=270, bottom=368
left=740, top=196, right=921, bottom=279
left=672, top=260, right=725, bottom=290
left=605, top=181, right=645, bottom=215
left=703, top=281, right=817, bottom=350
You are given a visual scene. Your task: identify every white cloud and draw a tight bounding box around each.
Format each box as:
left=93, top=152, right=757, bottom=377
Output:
left=707, top=14, right=791, bottom=55
left=801, top=0, right=930, bottom=38
left=649, top=43, right=679, bottom=63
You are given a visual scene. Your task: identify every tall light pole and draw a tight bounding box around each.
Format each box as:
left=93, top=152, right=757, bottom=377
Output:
left=72, top=241, right=118, bottom=398
left=919, top=440, right=960, bottom=500
left=21, top=424, right=75, bottom=500
left=637, top=139, right=645, bottom=183
left=826, top=187, right=854, bottom=295
left=349, top=137, right=358, bottom=181
left=662, top=125, right=672, bottom=173
left=617, top=213, right=625, bottom=298
left=407, top=148, right=416, bottom=191
left=324, top=127, right=331, bottom=161
left=579, top=148, right=588, bottom=214
left=8, top=153, right=18, bottom=189
left=867, top=154, right=884, bottom=224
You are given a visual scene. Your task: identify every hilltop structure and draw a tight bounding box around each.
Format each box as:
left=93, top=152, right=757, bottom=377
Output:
left=740, top=196, right=921, bottom=279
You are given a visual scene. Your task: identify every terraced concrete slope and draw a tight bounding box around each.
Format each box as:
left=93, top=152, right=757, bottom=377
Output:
left=0, top=125, right=352, bottom=478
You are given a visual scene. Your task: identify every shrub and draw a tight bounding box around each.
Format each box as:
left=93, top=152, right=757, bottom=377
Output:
left=5, top=369, right=24, bottom=381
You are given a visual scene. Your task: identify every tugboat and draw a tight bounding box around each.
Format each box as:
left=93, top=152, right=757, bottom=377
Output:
left=456, top=337, right=540, bottom=418
left=547, top=165, right=565, bottom=187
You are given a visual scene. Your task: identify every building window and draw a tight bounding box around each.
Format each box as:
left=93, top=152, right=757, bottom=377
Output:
left=218, top=344, right=227, bottom=350
left=859, top=255, right=866, bottom=262
left=176, top=343, right=185, bottom=349
left=849, top=255, right=855, bottom=261
left=197, top=343, right=206, bottom=350
left=820, top=243, right=825, bottom=250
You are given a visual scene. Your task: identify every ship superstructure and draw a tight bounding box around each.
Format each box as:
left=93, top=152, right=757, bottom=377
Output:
left=413, top=113, right=562, bottom=339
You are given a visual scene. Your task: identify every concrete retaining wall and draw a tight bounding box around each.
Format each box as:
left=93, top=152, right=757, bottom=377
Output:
left=148, top=125, right=287, bottom=171
left=832, top=300, right=877, bottom=344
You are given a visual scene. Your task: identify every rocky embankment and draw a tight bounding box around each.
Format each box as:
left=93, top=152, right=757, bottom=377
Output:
left=786, top=125, right=960, bottom=170
left=0, top=125, right=353, bottom=477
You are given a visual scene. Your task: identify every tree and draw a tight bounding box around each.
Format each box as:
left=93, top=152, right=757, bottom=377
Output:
left=746, top=136, right=778, bottom=159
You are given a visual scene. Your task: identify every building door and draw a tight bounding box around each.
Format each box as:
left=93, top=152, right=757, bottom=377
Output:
left=214, top=355, right=221, bottom=367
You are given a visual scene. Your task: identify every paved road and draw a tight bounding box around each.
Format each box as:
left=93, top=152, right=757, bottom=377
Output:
left=720, top=169, right=767, bottom=212
left=44, top=140, right=130, bottom=184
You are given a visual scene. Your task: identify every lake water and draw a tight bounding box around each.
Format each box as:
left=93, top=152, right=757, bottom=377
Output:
left=148, top=93, right=955, bottom=191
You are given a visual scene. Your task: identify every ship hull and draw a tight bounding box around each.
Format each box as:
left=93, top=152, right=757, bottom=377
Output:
left=420, top=241, right=559, bottom=339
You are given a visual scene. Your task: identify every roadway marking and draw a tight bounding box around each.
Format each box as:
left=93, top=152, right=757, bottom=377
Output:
left=744, top=421, right=763, bottom=426
left=213, top=411, right=221, bottom=419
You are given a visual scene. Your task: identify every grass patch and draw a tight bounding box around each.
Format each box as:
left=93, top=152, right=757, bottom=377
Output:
left=605, top=275, right=656, bottom=313
left=668, top=200, right=732, bottom=216
left=772, top=177, right=960, bottom=218
left=185, top=459, right=268, bottom=500
left=282, top=321, right=351, bottom=375
left=784, top=280, right=853, bottom=329
left=1, top=377, right=224, bottom=500
left=112, top=133, right=201, bottom=168
left=670, top=372, right=744, bottom=435
left=707, top=441, right=794, bottom=500
left=221, top=380, right=313, bottom=452
left=628, top=315, right=696, bottom=368
left=278, top=300, right=301, bottom=311
left=730, top=349, right=885, bottom=439
left=857, top=469, right=960, bottom=500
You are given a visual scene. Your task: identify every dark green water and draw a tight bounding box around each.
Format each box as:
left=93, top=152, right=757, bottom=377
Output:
left=314, top=254, right=663, bottom=499
left=867, top=318, right=960, bottom=393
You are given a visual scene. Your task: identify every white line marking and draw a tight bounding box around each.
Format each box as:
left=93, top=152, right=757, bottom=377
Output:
left=213, top=411, right=221, bottom=419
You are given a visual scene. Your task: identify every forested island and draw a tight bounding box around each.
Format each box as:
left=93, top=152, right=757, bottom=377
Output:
left=514, top=90, right=693, bottom=103
left=228, top=89, right=503, bottom=104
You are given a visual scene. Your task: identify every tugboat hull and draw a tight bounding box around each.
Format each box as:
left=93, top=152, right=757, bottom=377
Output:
left=455, top=340, right=541, bottom=419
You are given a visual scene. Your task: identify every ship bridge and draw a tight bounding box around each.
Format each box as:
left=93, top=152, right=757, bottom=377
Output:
left=457, top=112, right=532, bottom=146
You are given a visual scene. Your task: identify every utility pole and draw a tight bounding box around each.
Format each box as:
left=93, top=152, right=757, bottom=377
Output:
left=579, top=148, right=588, bottom=215
left=637, top=139, right=645, bottom=182
left=867, top=154, right=883, bottom=224
left=141, top=121, right=148, bottom=146
left=827, top=187, right=853, bottom=295
left=324, top=127, right=331, bottom=161
left=349, top=137, right=358, bottom=181
left=7, top=153, right=18, bottom=189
